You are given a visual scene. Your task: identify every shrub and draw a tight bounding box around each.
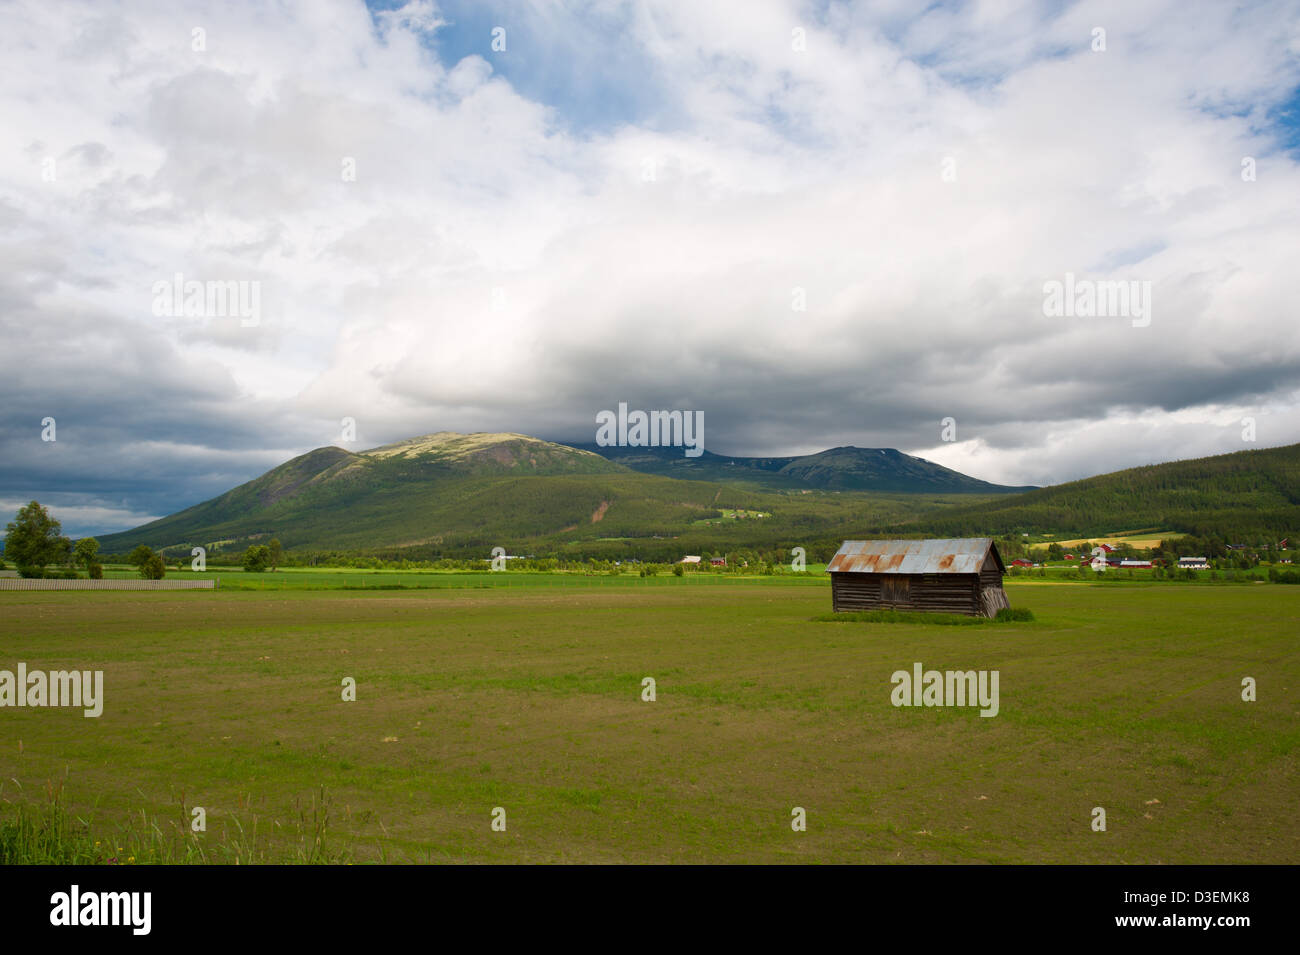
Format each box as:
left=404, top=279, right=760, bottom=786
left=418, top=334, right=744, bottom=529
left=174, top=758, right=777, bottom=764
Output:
left=995, top=607, right=1035, bottom=622
left=242, top=545, right=272, bottom=573
left=141, top=554, right=166, bottom=580
left=88, top=562, right=103, bottom=579
left=673, top=563, right=684, bottom=577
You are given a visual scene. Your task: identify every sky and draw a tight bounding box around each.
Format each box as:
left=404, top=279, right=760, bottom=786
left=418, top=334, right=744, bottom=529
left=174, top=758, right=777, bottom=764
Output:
left=2, top=0, right=1299, bottom=537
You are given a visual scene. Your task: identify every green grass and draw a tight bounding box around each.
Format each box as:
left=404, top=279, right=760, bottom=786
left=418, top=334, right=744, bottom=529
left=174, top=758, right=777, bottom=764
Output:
left=93, top=565, right=835, bottom=591
left=815, top=607, right=1035, bottom=625
left=1, top=578, right=1296, bottom=863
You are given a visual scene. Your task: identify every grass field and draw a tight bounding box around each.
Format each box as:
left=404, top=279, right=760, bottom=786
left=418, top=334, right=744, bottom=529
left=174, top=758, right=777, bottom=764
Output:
left=1051, top=530, right=1188, bottom=549
left=1, top=576, right=1297, bottom=863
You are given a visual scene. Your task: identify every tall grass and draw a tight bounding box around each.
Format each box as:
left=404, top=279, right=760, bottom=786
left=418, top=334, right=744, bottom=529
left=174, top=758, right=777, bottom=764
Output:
left=0, top=780, right=351, bottom=865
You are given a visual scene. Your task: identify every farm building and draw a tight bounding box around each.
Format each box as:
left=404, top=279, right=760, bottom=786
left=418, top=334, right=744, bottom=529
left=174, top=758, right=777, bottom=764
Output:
left=1178, top=556, right=1209, bottom=569
left=827, top=538, right=1010, bottom=617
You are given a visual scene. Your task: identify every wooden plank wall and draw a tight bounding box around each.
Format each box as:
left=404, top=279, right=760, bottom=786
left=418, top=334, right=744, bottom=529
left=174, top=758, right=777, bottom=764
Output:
left=831, top=573, right=981, bottom=615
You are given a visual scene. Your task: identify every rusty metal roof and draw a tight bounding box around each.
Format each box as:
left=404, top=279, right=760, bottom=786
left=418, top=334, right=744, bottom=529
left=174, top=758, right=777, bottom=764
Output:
left=827, top=538, right=1002, bottom=575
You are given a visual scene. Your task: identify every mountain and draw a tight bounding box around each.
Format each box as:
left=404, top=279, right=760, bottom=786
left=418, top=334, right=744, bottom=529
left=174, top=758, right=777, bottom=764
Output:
left=773, top=446, right=1034, bottom=493
left=362, top=431, right=625, bottom=475
left=98, top=431, right=1296, bottom=559
left=95, top=431, right=998, bottom=556
left=569, top=443, right=1034, bottom=493
left=906, top=443, right=1300, bottom=540
left=96, top=433, right=627, bottom=553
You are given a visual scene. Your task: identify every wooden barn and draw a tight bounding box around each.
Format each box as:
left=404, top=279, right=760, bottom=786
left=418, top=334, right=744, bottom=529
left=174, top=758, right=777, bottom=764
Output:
left=827, top=538, right=1010, bottom=617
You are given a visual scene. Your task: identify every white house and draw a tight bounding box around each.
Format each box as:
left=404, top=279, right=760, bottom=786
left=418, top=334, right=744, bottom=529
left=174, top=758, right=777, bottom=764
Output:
left=1177, top=556, right=1209, bottom=569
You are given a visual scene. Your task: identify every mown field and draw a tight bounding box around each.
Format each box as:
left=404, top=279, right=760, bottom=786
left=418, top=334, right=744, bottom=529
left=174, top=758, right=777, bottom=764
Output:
left=1, top=577, right=1296, bottom=863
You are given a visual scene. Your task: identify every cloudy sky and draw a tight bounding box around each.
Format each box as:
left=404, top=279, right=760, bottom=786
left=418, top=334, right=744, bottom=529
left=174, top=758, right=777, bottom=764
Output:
left=3, top=0, right=1299, bottom=536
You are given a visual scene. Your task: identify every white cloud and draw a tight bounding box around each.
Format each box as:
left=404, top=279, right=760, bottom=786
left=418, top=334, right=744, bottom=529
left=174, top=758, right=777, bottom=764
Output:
left=2, top=0, right=1300, bottom=533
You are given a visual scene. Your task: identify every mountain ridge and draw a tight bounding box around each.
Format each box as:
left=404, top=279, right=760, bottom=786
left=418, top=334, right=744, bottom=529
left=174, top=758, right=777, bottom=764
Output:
left=93, top=430, right=1015, bottom=554
left=92, top=432, right=1298, bottom=557
left=566, top=441, right=1035, bottom=493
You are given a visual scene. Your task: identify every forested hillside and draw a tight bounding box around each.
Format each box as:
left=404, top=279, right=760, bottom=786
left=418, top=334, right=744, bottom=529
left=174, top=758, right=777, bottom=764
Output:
left=905, top=444, right=1300, bottom=540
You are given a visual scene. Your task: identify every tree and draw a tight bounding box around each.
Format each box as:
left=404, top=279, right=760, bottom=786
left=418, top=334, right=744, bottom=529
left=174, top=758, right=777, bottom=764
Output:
left=74, top=537, right=100, bottom=573
left=268, top=538, right=282, bottom=572
left=141, top=553, right=166, bottom=580
left=4, top=501, right=72, bottom=577
left=242, top=544, right=271, bottom=573
left=127, top=544, right=165, bottom=579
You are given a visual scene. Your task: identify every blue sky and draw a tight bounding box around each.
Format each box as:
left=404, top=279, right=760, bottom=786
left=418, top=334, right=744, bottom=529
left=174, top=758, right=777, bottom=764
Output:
left=370, top=0, right=671, bottom=133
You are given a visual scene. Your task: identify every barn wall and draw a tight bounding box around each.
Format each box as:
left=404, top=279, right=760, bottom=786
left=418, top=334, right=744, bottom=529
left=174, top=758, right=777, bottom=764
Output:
left=977, top=555, right=1002, bottom=590
left=976, top=553, right=1009, bottom=618
left=831, top=573, right=980, bottom=615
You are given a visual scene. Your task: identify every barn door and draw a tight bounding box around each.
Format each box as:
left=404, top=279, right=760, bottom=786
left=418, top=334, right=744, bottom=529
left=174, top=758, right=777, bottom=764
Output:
left=881, top=576, right=910, bottom=606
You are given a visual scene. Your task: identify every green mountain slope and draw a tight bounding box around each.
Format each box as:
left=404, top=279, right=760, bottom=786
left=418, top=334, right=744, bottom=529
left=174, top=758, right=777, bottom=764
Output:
left=96, top=432, right=1299, bottom=559
left=906, top=443, right=1300, bottom=540
left=95, top=432, right=989, bottom=556
left=365, top=431, right=624, bottom=475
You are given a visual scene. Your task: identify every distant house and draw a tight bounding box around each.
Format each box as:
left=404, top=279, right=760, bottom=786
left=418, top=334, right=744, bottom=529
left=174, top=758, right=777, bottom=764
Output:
left=1177, top=556, right=1209, bottom=569
left=1078, top=554, right=1128, bottom=568
left=1099, top=544, right=1114, bottom=552
left=828, top=538, right=1009, bottom=618
left=1118, top=559, right=1152, bottom=569
left=1010, top=559, right=1034, bottom=567
left=679, top=555, right=701, bottom=564
left=709, top=557, right=726, bottom=567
